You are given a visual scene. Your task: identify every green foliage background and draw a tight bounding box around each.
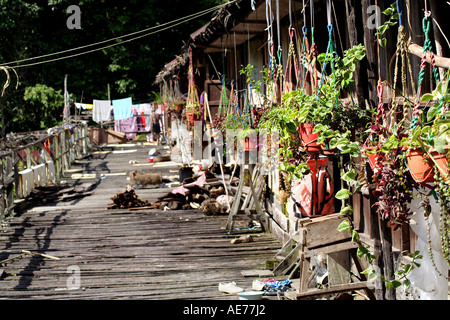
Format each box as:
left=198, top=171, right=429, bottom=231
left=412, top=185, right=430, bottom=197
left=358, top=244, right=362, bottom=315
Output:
left=0, top=0, right=223, bottom=133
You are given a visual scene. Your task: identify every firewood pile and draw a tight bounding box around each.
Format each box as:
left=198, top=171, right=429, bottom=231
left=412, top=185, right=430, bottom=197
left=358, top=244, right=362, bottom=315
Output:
left=108, top=165, right=239, bottom=215
left=107, top=187, right=158, bottom=209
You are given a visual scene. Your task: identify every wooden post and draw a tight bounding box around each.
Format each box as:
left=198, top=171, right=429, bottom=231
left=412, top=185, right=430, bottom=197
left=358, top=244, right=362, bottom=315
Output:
left=0, top=157, right=4, bottom=222
left=345, top=0, right=365, bottom=107
left=367, top=168, right=385, bottom=300
left=429, top=0, right=449, bottom=80
left=380, top=218, right=396, bottom=300
left=361, top=0, right=380, bottom=110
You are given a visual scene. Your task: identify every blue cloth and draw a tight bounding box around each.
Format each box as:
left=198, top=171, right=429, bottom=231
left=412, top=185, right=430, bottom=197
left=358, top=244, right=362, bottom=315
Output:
left=112, top=97, right=133, bottom=120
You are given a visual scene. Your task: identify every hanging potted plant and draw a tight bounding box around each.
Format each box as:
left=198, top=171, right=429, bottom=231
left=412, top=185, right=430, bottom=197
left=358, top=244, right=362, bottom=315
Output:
left=404, top=77, right=450, bottom=184
left=281, top=88, right=321, bottom=153
left=257, top=102, right=309, bottom=203
left=301, top=44, right=368, bottom=155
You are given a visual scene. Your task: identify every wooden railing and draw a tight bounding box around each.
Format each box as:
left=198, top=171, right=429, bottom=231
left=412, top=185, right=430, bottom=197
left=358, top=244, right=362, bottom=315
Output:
left=0, top=122, right=91, bottom=221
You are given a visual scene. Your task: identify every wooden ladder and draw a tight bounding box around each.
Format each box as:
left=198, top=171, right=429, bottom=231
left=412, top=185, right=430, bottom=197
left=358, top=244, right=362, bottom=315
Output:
left=226, top=163, right=267, bottom=233
left=272, top=214, right=376, bottom=300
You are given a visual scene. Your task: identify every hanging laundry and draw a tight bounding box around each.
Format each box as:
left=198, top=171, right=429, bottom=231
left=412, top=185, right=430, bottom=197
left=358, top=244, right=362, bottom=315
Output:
left=75, top=102, right=93, bottom=110
left=114, top=107, right=137, bottom=140
left=136, top=103, right=152, bottom=131
left=112, top=97, right=133, bottom=120
left=93, top=99, right=112, bottom=123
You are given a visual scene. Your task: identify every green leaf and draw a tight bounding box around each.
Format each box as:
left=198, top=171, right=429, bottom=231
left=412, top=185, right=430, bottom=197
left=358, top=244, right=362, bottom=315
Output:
left=403, top=279, right=411, bottom=291
left=360, top=267, right=371, bottom=275
left=386, top=281, right=393, bottom=290
left=357, top=245, right=369, bottom=258
left=285, top=121, right=297, bottom=134
left=335, top=189, right=350, bottom=200
left=342, top=170, right=357, bottom=183
left=434, top=134, right=447, bottom=154
left=352, top=230, right=360, bottom=242
left=340, top=205, right=353, bottom=216
left=337, top=219, right=352, bottom=232
left=379, top=38, right=387, bottom=47
left=421, top=93, right=434, bottom=102
left=391, top=280, right=402, bottom=289
left=426, top=106, right=438, bottom=122
left=382, top=7, right=394, bottom=15
left=367, top=269, right=378, bottom=281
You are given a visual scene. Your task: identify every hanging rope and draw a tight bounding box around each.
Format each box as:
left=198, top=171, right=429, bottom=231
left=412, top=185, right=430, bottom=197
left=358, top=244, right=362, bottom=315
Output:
left=317, top=20, right=335, bottom=95
left=284, top=28, right=299, bottom=93
left=186, top=47, right=200, bottom=118
left=265, top=0, right=276, bottom=103
left=410, top=11, right=440, bottom=129
left=390, top=0, right=415, bottom=127
left=309, top=0, right=318, bottom=94
left=284, top=0, right=300, bottom=93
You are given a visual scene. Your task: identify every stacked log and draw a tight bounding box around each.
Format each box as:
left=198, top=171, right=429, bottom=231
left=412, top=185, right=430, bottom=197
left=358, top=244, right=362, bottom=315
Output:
left=108, top=187, right=151, bottom=209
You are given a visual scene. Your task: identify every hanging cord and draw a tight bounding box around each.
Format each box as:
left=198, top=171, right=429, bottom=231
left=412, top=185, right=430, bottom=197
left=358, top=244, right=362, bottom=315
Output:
left=317, top=1, right=335, bottom=98
left=265, top=0, right=274, bottom=59
left=397, top=0, right=404, bottom=26
left=275, top=0, right=284, bottom=100
left=265, top=0, right=276, bottom=102
left=309, top=0, right=318, bottom=94
left=276, top=0, right=281, bottom=54
left=187, top=47, right=200, bottom=114
left=390, top=0, right=416, bottom=128
left=410, top=11, right=441, bottom=129
left=284, top=27, right=300, bottom=93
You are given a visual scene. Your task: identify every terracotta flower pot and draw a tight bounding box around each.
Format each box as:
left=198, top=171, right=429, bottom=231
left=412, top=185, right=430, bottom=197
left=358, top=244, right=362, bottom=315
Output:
left=186, top=111, right=199, bottom=126
left=299, top=123, right=321, bottom=153
left=405, top=149, right=435, bottom=183
left=428, top=148, right=449, bottom=181
left=363, top=146, right=383, bottom=172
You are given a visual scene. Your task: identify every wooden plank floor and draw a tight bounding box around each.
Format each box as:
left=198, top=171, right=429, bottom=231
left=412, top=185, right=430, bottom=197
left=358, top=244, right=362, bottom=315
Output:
left=0, top=142, right=281, bottom=300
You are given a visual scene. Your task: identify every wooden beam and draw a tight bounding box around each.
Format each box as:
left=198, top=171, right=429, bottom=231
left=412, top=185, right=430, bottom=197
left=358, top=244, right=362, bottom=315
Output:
left=408, top=43, right=450, bottom=69
left=288, top=281, right=373, bottom=300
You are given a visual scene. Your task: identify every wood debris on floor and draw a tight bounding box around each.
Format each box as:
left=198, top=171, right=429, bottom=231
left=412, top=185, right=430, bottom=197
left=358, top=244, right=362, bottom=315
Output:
left=107, top=187, right=159, bottom=209
left=27, top=182, right=97, bottom=203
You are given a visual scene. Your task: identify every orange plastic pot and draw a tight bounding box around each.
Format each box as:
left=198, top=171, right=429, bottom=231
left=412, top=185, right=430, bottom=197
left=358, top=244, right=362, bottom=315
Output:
left=299, top=123, right=321, bottom=153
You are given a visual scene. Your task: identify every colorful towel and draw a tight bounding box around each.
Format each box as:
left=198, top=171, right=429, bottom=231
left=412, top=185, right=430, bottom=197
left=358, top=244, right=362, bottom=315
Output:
left=112, top=97, right=133, bottom=120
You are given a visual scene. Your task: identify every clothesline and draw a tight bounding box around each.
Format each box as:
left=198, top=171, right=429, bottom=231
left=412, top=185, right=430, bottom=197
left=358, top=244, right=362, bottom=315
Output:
left=75, top=96, right=166, bottom=139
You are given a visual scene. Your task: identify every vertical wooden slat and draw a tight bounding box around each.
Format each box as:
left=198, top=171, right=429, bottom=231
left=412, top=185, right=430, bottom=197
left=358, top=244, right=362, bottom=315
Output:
left=0, top=157, right=4, bottom=222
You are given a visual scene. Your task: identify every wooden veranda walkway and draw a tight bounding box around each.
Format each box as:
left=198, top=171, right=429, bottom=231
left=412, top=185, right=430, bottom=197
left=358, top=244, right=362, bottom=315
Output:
left=0, top=142, right=281, bottom=299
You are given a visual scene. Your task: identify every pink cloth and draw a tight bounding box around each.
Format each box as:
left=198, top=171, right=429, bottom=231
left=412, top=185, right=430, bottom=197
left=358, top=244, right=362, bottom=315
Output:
left=114, top=107, right=137, bottom=139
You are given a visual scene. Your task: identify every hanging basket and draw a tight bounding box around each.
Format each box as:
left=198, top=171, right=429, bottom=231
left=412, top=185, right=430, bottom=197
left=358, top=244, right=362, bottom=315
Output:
left=299, top=123, right=321, bottom=153
left=186, top=110, right=200, bottom=126
left=363, top=145, right=384, bottom=172
left=429, top=148, right=449, bottom=181
left=405, top=149, right=435, bottom=184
